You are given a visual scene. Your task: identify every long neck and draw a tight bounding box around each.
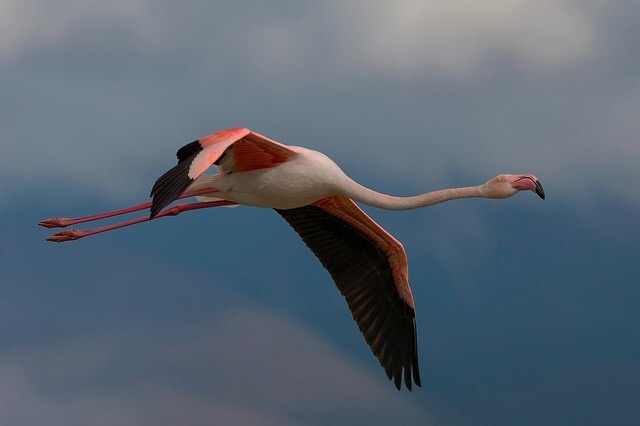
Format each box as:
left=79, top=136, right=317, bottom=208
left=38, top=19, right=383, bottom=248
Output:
left=338, top=176, right=487, bottom=211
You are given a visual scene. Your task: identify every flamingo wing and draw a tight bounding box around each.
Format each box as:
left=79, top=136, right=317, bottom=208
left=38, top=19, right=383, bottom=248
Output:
left=275, top=196, right=421, bottom=390
left=150, top=128, right=298, bottom=217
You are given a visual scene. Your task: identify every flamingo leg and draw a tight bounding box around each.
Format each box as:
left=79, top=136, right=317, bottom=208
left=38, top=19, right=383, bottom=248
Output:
left=38, top=188, right=218, bottom=229
left=46, top=199, right=238, bottom=242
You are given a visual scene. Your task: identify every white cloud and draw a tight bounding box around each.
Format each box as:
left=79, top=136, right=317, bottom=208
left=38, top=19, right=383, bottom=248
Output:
left=1, top=0, right=595, bottom=73
left=0, top=305, right=432, bottom=425
left=339, top=0, right=595, bottom=75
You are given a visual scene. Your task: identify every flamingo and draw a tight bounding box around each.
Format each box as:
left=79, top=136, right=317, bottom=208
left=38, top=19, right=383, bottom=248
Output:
left=40, top=127, right=545, bottom=390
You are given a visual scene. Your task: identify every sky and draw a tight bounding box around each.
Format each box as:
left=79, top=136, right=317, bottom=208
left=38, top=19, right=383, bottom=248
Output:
left=1, top=1, right=639, bottom=424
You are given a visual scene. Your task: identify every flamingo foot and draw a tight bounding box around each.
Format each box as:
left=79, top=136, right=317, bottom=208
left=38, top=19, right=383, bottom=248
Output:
left=39, top=218, right=74, bottom=229
left=46, top=229, right=84, bottom=242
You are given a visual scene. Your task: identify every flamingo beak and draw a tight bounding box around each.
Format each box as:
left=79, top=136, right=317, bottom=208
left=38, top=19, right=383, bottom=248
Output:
left=534, top=180, right=545, bottom=200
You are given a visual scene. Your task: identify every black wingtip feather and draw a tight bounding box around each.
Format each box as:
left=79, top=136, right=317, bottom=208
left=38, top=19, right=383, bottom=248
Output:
left=394, top=370, right=402, bottom=390
left=150, top=140, right=203, bottom=218
left=412, top=318, right=422, bottom=388
left=176, top=140, right=201, bottom=161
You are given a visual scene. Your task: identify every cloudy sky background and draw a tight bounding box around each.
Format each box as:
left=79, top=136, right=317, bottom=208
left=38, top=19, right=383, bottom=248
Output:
left=2, top=1, right=639, bottom=424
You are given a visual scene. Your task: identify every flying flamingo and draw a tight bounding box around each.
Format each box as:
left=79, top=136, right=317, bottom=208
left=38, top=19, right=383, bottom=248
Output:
left=40, top=127, right=545, bottom=390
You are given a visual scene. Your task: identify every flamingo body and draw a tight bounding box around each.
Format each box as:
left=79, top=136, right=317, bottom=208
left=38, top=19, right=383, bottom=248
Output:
left=41, top=127, right=545, bottom=391
left=152, top=129, right=348, bottom=213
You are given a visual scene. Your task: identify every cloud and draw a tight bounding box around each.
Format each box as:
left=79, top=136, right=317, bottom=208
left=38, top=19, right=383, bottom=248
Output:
left=337, top=0, right=595, bottom=76
left=0, top=0, right=596, bottom=75
left=0, top=305, right=431, bottom=425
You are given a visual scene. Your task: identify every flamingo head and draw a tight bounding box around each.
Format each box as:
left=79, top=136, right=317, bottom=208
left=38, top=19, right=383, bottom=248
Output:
left=484, top=174, right=545, bottom=200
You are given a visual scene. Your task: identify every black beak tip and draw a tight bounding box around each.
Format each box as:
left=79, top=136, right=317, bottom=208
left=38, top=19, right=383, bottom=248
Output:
left=535, top=180, right=545, bottom=200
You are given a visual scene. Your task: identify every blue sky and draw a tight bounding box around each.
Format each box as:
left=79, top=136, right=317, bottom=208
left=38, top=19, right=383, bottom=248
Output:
left=2, top=1, right=639, bottom=424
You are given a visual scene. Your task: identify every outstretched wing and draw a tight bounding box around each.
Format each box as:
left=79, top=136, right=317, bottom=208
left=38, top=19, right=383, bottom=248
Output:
left=275, top=196, right=421, bottom=390
left=150, top=128, right=298, bottom=217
